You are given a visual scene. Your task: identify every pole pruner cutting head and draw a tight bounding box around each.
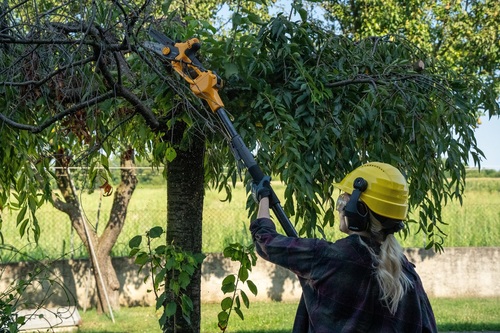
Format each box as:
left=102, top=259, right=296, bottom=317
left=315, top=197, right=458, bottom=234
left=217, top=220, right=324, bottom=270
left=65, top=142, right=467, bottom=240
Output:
left=143, top=28, right=224, bottom=113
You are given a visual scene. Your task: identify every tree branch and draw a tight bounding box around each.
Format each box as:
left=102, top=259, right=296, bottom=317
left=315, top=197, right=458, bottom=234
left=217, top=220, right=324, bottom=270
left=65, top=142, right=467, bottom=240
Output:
left=326, top=74, right=423, bottom=88
left=0, top=91, right=116, bottom=133
left=115, top=84, right=161, bottom=130
left=91, top=39, right=161, bottom=130
left=0, top=37, right=98, bottom=47
left=0, top=56, right=96, bottom=87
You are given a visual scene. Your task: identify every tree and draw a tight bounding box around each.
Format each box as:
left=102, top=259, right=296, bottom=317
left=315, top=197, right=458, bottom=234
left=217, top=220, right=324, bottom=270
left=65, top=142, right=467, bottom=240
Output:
left=0, top=0, right=169, bottom=316
left=1, top=0, right=498, bottom=332
left=52, top=147, right=138, bottom=313
left=0, top=0, right=222, bottom=330
left=321, top=0, right=500, bottom=116
left=212, top=12, right=497, bottom=246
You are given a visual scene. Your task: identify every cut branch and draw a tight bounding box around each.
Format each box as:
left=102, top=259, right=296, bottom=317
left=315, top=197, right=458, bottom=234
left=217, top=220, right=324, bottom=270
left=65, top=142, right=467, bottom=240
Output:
left=0, top=91, right=116, bottom=133
left=0, top=56, right=96, bottom=87
left=326, top=74, right=424, bottom=88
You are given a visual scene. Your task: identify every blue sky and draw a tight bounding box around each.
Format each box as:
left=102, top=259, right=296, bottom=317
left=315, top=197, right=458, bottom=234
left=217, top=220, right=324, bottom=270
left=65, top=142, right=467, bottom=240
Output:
left=473, top=116, right=500, bottom=170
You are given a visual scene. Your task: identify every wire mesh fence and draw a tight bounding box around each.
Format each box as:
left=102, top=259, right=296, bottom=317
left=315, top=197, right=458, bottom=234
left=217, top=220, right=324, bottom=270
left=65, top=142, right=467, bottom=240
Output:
left=0, top=195, right=255, bottom=263
left=1, top=185, right=499, bottom=263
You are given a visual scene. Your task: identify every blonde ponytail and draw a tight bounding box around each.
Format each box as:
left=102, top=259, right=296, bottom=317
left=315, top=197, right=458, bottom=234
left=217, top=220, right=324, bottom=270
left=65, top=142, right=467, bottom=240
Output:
left=360, top=216, right=413, bottom=314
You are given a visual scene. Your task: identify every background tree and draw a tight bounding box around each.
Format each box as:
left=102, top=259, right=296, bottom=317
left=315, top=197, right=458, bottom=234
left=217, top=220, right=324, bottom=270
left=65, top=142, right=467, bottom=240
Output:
left=0, top=0, right=499, bottom=332
left=51, top=147, right=137, bottom=313
left=321, top=0, right=500, bottom=115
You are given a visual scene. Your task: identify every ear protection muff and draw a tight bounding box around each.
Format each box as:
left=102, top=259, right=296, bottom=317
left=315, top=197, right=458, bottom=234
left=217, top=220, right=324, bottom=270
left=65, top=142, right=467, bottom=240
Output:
left=345, top=177, right=370, bottom=232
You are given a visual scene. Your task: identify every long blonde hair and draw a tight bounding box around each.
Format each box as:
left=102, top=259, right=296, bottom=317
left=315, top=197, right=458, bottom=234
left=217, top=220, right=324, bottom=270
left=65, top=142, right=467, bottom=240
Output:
left=361, top=215, right=414, bottom=315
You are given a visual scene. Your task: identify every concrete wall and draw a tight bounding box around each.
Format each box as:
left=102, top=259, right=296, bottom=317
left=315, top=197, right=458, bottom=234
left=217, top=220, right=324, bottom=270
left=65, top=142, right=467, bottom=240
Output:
left=202, top=247, right=500, bottom=302
left=404, top=247, right=500, bottom=298
left=1, top=247, right=499, bottom=308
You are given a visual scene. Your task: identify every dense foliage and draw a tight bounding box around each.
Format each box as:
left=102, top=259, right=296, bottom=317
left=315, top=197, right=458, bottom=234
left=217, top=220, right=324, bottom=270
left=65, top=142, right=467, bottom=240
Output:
left=204, top=16, right=493, bottom=250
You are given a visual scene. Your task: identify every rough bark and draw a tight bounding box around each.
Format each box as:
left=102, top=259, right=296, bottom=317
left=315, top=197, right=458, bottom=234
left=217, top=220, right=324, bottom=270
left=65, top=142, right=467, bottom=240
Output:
left=165, top=129, right=205, bottom=333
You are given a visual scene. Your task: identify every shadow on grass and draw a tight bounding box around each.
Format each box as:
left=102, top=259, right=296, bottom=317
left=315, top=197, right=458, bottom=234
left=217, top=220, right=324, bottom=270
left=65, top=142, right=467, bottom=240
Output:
left=229, top=331, right=289, bottom=333
left=231, top=327, right=500, bottom=333
left=438, top=322, right=500, bottom=332
left=232, top=324, right=500, bottom=333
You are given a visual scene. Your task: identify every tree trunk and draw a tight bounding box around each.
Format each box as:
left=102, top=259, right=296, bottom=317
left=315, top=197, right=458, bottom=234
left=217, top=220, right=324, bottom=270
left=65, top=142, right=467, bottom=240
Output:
left=165, top=132, right=205, bottom=333
left=52, top=148, right=137, bottom=313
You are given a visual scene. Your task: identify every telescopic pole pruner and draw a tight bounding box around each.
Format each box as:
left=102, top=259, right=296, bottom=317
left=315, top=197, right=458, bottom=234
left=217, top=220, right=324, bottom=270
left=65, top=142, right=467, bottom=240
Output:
left=143, top=29, right=298, bottom=238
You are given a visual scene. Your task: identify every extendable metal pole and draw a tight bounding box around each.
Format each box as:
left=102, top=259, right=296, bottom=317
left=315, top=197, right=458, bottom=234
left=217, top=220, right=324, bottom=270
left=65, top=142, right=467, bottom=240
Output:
left=144, top=30, right=296, bottom=237
left=216, top=108, right=298, bottom=238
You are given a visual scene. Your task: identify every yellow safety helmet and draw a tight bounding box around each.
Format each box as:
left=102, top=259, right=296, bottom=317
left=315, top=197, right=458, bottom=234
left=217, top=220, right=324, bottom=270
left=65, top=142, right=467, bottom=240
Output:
left=334, top=162, right=409, bottom=220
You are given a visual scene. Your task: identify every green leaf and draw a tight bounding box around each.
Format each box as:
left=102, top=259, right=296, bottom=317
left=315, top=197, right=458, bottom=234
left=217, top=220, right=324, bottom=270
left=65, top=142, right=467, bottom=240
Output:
left=221, top=283, right=235, bottom=294
left=155, top=245, right=167, bottom=255
left=182, top=262, right=195, bottom=275
left=161, top=0, right=173, bottom=15
left=224, top=63, right=239, bottom=78
left=16, top=206, right=27, bottom=226
left=148, top=226, right=163, bottom=238
left=16, top=174, right=25, bottom=193
left=165, top=147, right=177, bottom=162
left=234, top=307, right=244, bottom=320
left=181, top=294, right=193, bottom=313
left=128, top=247, right=140, bottom=258
left=32, top=216, right=40, bottom=243
left=178, top=271, right=190, bottom=289
left=100, top=154, right=109, bottom=171
left=298, top=8, right=308, bottom=21
left=247, top=280, right=258, bottom=296
left=217, top=310, right=229, bottom=323
left=156, top=292, right=167, bottom=310
left=165, top=257, right=176, bottom=270
left=18, top=219, right=28, bottom=238
left=128, top=235, right=142, bottom=248
left=241, top=290, right=250, bottom=308
left=158, top=311, right=167, bottom=328
left=169, top=280, right=180, bottom=295
left=223, top=247, right=235, bottom=258
left=182, top=312, right=192, bottom=325
left=134, top=253, right=150, bottom=265
left=193, top=253, right=206, bottom=264
left=238, top=266, right=249, bottom=283
left=155, top=268, right=167, bottom=286
left=235, top=295, right=241, bottom=309
left=164, top=301, right=177, bottom=317
left=247, top=13, right=263, bottom=25
left=232, top=13, right=242, bottom=27
left=221, top=297, right=232, bottom=311
left=222, top=274, right=235, bottom=286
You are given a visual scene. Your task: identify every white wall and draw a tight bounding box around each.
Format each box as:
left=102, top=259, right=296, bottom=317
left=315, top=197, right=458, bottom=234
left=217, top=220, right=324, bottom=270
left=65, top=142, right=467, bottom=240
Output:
left=1, top=247, right=499, bottom=308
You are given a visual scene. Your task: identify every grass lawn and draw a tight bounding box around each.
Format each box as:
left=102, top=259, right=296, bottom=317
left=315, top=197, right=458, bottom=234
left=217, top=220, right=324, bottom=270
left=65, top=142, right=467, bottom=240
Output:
left=76, top=298, right=500, bottom=333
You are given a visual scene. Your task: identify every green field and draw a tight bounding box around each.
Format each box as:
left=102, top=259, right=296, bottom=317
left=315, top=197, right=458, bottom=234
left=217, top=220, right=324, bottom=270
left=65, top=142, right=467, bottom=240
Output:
left=75, top=298, right=500, bottom=332
left=1, top=178, right=500, bottom=262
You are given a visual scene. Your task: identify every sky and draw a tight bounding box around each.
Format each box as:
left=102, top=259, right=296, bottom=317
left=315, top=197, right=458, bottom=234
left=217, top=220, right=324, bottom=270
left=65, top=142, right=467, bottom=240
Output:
left=473, top=115, right=500, bottom=170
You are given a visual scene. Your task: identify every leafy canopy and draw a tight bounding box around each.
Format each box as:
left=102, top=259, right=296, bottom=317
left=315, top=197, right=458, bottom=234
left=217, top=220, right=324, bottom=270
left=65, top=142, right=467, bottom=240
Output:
left=205, top=11, right=494, bottom=250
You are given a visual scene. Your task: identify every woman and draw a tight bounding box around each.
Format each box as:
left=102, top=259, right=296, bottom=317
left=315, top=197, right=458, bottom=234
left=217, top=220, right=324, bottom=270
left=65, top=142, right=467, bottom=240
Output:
left=250, top=162, right=437, bottom=332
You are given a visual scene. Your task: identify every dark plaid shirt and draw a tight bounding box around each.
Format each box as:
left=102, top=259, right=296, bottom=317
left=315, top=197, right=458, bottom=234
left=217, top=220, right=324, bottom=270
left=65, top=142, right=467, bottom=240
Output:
left=250, top=218, right=438, bottom=333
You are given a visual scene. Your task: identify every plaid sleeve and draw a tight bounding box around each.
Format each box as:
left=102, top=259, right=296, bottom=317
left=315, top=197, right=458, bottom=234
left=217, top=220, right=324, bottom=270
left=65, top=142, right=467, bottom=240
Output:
left=250, top=217, right=326, bottom=279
